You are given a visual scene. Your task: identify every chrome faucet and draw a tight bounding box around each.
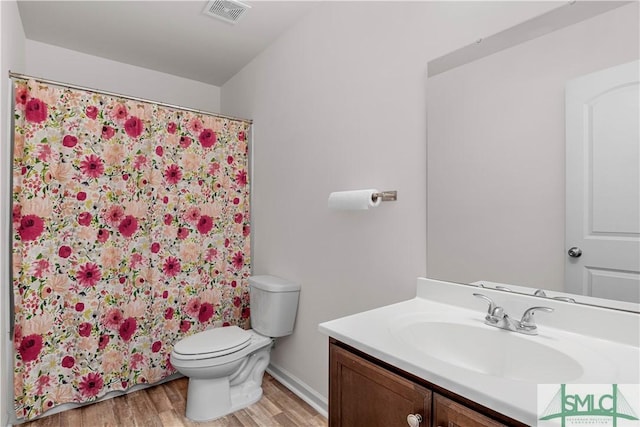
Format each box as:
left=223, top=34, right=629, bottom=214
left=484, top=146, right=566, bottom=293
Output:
left=473, top=293, right=554, bottom=335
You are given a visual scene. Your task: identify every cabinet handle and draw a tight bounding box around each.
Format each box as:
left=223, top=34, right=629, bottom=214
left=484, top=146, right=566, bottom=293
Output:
left=406, top=414, right=423, bottom=427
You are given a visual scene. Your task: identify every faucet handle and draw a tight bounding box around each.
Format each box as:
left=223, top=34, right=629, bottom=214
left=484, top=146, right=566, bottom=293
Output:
left=473, top=293, right=495, bottom=314
left=473, top=293, right=506, bottom=322
left=519, top=306, right=554, bottom=332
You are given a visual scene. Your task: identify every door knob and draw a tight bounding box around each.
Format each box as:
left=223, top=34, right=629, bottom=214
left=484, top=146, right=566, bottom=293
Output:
left=568, top=247, right=582, bottom=258
left=407, top=414, right=423, bottom=426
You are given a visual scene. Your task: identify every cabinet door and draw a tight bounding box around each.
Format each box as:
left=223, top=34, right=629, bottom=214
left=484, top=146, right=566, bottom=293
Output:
left=330, top=343, right=431, bottom=427
left=433, top=394, right=507, bottom=427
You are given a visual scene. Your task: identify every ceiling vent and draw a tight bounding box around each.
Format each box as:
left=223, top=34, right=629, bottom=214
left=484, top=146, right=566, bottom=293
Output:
left=203, top=0, right=251, bottom=25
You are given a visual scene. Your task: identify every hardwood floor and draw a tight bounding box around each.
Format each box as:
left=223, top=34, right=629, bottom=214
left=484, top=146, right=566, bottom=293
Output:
left=21, top=374, right=327, bottom=427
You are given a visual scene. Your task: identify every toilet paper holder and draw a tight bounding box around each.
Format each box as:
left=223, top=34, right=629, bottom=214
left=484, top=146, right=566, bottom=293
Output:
left=327, top=189, right=398, bottom=210
left=372, top=191, right=398, bottom=202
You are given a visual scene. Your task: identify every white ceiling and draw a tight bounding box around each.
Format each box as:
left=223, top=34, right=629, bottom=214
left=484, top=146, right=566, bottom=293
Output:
left=17, top=1, right=320, bottom=87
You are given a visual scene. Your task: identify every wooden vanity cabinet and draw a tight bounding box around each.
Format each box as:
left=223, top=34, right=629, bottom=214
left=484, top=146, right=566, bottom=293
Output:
left=433, top=394, right=507, bottom=427
left=329, top=339, right=521, bottom=427
left=330, top=343, right=431, bottom=426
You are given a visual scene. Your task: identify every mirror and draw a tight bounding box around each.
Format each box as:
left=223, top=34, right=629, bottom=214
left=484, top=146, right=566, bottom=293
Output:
left=426, top=1, right=640, bottom=310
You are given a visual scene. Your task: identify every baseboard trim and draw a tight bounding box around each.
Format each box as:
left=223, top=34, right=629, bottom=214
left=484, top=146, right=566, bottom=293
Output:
left=266, top=364, right=328, bottom=419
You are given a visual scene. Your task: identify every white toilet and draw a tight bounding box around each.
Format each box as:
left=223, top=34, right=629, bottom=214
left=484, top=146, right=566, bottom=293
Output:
left=170, top=275, right=300, bottom=422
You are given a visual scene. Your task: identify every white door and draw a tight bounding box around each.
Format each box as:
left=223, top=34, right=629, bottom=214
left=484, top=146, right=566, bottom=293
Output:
left=565, top=60, right=640, bottom=303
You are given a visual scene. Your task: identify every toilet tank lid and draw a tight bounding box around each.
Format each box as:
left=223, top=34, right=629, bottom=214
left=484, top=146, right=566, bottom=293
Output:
left=249, top=275, right=300, bottom=292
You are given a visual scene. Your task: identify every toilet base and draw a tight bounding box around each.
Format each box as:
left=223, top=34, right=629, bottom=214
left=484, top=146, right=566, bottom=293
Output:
left=186, top=377, right=232, bottom=421
left=183, top=344, right=272, bottom=422
left=185, top=377, right=264, bottom=422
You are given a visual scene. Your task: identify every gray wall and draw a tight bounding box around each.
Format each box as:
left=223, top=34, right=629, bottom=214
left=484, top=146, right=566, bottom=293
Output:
left=221, top=1, right=560, bottom=402
left=25, top=40, right=221, bottom=113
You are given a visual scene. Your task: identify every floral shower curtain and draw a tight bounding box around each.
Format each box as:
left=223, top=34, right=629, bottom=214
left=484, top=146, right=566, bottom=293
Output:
left=11, top=78, right=252, bottom=420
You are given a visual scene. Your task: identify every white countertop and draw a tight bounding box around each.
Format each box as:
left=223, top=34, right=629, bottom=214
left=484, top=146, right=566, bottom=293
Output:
left=318, top=278, right=640, bottom=425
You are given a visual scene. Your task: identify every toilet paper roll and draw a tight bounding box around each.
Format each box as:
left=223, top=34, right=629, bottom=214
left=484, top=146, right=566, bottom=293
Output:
left=328, top=189, right=382, bottom=210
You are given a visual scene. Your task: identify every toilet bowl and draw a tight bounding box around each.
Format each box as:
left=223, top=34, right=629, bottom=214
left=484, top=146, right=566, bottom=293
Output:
left=171, top=327, right=273, bottom=421
left=170, top=275, right=300, bottom=421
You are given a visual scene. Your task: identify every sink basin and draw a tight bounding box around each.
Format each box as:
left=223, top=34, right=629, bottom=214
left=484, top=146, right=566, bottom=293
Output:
left=391, top=318, right=584, bottom=383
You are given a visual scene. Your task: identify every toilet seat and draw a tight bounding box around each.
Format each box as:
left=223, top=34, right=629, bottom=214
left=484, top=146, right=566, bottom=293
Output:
left=173, top=326, right=251, bottom=361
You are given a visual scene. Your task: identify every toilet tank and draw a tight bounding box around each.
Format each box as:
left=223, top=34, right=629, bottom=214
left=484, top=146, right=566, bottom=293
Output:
left=249, top=275, right=300, bottom=337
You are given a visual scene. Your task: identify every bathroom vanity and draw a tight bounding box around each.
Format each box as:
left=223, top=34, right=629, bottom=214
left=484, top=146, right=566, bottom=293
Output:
left=319, top=278, right=640, bottom=426
left=330, top=339, right=520, bottom=426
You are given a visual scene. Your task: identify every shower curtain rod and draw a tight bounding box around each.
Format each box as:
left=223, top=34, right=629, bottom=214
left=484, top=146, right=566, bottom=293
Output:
left=8, top=71, right=253, bottom=125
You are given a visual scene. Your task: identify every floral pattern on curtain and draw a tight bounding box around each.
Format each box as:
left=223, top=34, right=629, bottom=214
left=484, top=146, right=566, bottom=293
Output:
left=11, top=79, right=251, bottom=420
